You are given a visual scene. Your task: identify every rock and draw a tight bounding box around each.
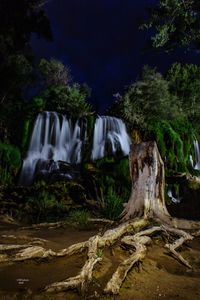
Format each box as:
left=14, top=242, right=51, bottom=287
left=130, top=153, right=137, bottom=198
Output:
left=35, top=160, right=81, bottom=183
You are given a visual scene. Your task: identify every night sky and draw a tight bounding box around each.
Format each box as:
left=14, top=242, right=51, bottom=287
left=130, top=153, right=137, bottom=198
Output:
left=31, top=0, right=200, bottom=113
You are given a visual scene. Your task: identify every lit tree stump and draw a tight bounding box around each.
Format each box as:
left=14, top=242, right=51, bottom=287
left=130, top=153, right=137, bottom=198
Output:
left=122, top=141, right=169, bottom=221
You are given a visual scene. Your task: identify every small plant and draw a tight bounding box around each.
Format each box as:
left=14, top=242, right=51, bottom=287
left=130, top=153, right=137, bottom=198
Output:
left=96, top=248, right=103, bottom=258
left=0, top=142, right=21, bottom=185
left=68, top=209, right=91, bottom=230
left=20, top=190, right=59, bottom=223
left=101, top=187, right=123, bottom=220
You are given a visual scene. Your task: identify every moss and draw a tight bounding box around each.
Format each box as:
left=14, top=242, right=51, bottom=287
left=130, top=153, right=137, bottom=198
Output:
left=151, top=118, right=196, bottom=174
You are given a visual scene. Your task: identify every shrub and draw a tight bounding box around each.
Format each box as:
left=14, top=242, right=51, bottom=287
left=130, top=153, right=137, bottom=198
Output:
left=68, top=209, right=91, bottom=230
left=101, top=187, right=123, bottom=220
left=0, top=143, right=21, bottom=185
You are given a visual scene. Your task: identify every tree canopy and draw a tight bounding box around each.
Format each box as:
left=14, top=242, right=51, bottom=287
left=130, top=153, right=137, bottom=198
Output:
left=35, top=58, right=92, bottom=118
left=0, top=0, right=52, bottom=143
left=143, top=0, right=200, bottom=50
left=114, top=66, right=179, bottom=130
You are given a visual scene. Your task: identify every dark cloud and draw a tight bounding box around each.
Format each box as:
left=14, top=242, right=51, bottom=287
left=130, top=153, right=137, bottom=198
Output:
left=31, top=0, right=200, bottom=113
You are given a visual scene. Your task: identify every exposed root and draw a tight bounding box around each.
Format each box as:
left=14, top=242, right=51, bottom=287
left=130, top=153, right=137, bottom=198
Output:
left=21, top=221, right=67, bottom=230
left=104, top=224, right=193, bottom=294
left=163, top=225, right=193, bottom=268
left=45, top=235, right=101, bottom=293
left=20, top=218, right=114, bottom=231
left=104, top=227, right=159, bottom=294
left=45, top=218, right=148, bottom=293
left=1, top=234, right=48, bottom=245
left=0, top=244, right=31, bottom=251
left=0, top=218, right=196, bottom=295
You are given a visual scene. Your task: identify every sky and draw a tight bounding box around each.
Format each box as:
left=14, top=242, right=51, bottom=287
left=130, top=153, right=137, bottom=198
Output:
left=31, top=0, right=200, bottom=113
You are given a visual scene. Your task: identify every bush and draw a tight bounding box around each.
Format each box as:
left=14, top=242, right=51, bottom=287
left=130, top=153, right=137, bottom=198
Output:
left=68, top=209, right=91, bottom=230
left=0, top=143, right=21, bottom=185
left=101, top=187, right=123, bottom=220
left=20, top=190, right=59, bottom=223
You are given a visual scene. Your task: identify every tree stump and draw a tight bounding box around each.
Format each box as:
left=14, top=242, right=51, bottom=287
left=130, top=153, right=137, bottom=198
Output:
left=122, top=141, right=170, bottom=221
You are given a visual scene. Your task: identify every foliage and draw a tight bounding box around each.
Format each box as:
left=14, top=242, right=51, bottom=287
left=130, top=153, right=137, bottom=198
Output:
left=0, top=55, right=33, bottom=144
left=101, top=186, right=123, bottom=220
left=33, top=58, right=92, bottom=118
left=166, top=63, right=200, bottom=131
left=143, top=0, right=200, bottom=50
left=151, top=118, right=195, bottom=173
left=80, top=157, right=130, bottom=220
left=119, top=66, right=179, bottom=130
left=0, top=0, right=52, bottom=101
left=36, top=84, right=92, bottom=118
left=0, top=143, right=21, bottom=185
left=15, top=180, right=88, bottom=223
left=39, top=58, right=71, bottom=87
left=96, top=248, right=103, bottom=258
left=68, top=209, right=91, bottom=230
left=0, top=0, right=52, bottom=144
left=22, top=190, right=58, bottom=223
left=94, top=157, right=131, bottom=200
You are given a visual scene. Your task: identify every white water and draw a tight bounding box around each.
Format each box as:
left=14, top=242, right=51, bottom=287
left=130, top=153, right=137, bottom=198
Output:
left=167, top=188, right=181, bottom=204
left=19, top=112, right=85, bottom=185
left=19, top=112, right=131, bottom=185
left=193, top=139, right=200, bottom=170
left=91, top=116, right=131, bottom=160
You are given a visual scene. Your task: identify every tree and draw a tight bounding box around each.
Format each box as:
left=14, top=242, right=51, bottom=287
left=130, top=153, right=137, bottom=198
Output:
left=2, top=141, right=200, bottom=297
left=39, top=58, right=71, bottom=87
left=119, top=66, right=179, bottom=130
left=121, top=141, right=169, bottom=220
left=0, top=0, right=52, bottom=104
left=166, top=63, right=200, bottom=130
left=0, top=0, right=52, bottom=143
left=143, top=0, right=200, bottom=50
left=35, top=58, right=92, bottom=118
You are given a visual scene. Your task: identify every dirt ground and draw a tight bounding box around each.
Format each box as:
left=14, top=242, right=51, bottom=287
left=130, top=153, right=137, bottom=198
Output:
left=0, top=219, right=200, bottom=300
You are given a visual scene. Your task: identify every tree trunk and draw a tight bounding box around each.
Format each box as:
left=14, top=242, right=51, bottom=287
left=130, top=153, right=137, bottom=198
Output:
left=122, top=141, right=170, bottom=221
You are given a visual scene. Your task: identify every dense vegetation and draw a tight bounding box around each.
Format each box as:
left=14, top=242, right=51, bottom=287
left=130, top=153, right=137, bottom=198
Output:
left=142, top=0, right=200, bottom=50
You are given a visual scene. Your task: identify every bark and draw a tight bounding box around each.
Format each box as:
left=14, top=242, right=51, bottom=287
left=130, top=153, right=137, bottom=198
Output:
left=122, top=141, right=169, bottom=221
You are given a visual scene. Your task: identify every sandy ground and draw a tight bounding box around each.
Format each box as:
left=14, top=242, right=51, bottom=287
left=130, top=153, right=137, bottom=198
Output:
left=0, top=220, right=200, bottom=300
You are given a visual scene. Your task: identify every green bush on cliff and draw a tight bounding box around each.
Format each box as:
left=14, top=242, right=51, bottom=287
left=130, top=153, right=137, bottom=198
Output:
left=118, top=66, right=179, bottom=130
left=151, top=118, right=195, bottom=174
left=0, top=143, right=21, bottom=185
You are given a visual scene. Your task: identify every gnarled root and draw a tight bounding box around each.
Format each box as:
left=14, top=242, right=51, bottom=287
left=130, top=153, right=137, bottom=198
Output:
left=0, top=218, right=195, bottom=295
left=45, top=218, right=149, bottom=293
left=163, top=225, right=193, bottom=268
left=104, top=224, right=193, bottom=294
left=45, top=235, right=101, bottom=293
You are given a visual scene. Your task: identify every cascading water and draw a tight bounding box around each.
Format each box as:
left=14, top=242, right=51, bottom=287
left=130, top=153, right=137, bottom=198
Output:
left=193, top=139, right=200, bottom=170
left=167, top=188, right=181, bottom=204
left=19, top=112, right=131, bottom=185
left=91, top=116, right=131, bottom=160
left=19, top=111, right=86, bottom=185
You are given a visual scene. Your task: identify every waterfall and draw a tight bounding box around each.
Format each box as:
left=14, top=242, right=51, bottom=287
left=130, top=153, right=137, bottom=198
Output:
left=19, top=112, right=86, bottom=185
left=19, top=112, right=131, bottom=185
left=167, top=188, right=181, bottom=204
left=193, top=139, right=200, bottom=170
left=91, top=116, right=131, bottom=160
